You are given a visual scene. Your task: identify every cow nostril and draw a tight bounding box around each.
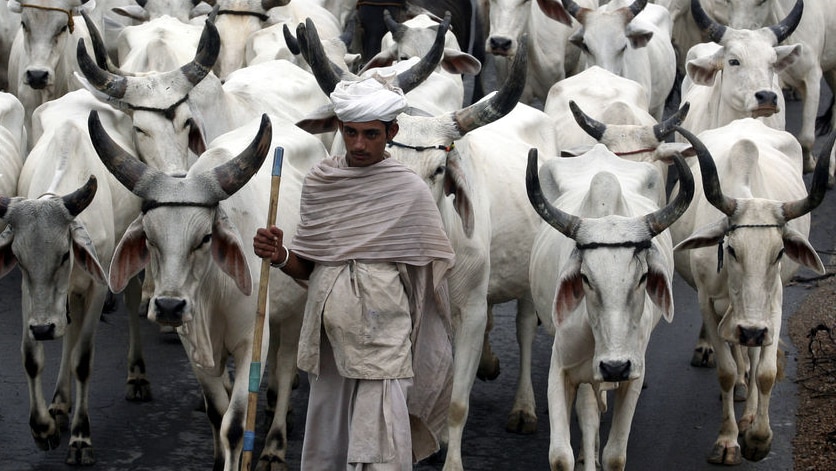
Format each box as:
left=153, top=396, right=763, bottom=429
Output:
left=738, top=326, right=768, bottom=346
left=599, top=360, right=631, bottom=382
left=755, top=91, right=778, bottom=106
left=30, top=323, right=56, bottom=341
left=154, top=297, right=186, bottom=326
left=489, top=37, right=513, bottom=52
left=25, top=70, right=49, bottom=89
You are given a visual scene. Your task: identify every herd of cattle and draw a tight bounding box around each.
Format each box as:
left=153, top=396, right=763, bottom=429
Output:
left=0, top=0, right=834, bottom=470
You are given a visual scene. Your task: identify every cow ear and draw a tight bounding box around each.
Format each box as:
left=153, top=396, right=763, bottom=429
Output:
left=110, top=215, right=149, bottom=293
left=569, top=29, right=585, bottom=50
left=190, top=2, right=214, bottom=19
left=626, top=27, right=653, bottom=49
left=8, top=1, right=22, bottom=13
left=674, top=219, right=728, bottom=251
left=537, top=0, right=574, bottom=27
left=296, top=106, right=340, bottom=134
left=554, top=253, right=584, bottom=325
left=110, top=5, right=151, bottom=21
left=211, top=207, right=253, bottom=295
left=443, top=151, right=474, bottom=237
left=646, top=247, right=674, bottom=322
left=774, top=44, right=802, bottom=73
left=359, top=49, right=398, bottom=74
left=783, top=227, right=826, bottom=274
left=0, top=227, right=18, bottom=279
left=686, top=54, right=720, bottom=87
left=440, top=49, right=481, bottom=75
left=188, top=119, right=207, bottom=157
left=651, top=143, right=694, bottom=165
left=69, top=220, right=107, bottom=286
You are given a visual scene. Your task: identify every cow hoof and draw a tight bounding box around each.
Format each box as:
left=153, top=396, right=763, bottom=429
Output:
left=707, top=442, right=742, bottom=465
left=734, top=382, right=748, bottom=402
left=740, top=430, right=772, bottom=462
left=690, top=346, right=715, bottom=368
left=505, top=410, right=537, bottom=434
left=476, top=356, right=500, bottom=381
left=803, top=155, right=816, bottom=174
left=255, top=455, right=288, bottom=471
left=49, top=405, right=70, bottom=431
left=65, top=441, right=96, bottom=466
left=125, top=378, right=153, bottom=402
left=32, top=424, right=61, bottom=451
left=737, top=414, right=754, bottom=432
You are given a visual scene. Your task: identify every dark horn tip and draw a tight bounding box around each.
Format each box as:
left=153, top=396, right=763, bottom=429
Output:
left=64, top=175, right=99, bottom=217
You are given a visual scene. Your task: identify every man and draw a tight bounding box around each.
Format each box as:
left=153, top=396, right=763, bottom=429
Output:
left=253, top=75, right=456, bottom=470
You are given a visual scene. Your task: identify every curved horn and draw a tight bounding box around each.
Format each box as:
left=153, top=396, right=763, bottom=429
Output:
left=393, top=10, right=450, bottom=94
left=283, top=24, right=301, bottom=55
left=569, top=100, right=605, bottom=141
left=261, top=0, right=290, bottom=10
left=63, top=176, right=98, bottom=217
left=88, top=110, right=153, bottom=196
left=208, top=114, right=273, bottom=197
left=561, top=0, right=590, bottom=22
left=676, top=125, right=736, bottom=216
left=526, top=148, right=582, bottom=238
left=653, top=102, right=690, bottom=141
left=298, top=18, right=345, bottom=95
left=768, top=0, right=803, bottom=44
left=383, top=9, right=408, bottom=42
left=453, top=33, right=527, bottom=135
left=182, top=18, right=221, bottom=85
left=339, top=12, right=355, bottom=47
left=624, top=0, right=647, bottom=21
left=782, top=128, right=834, bottom=220
left=77, top=39, right=127, bottom=98
left=80, top=10, right=111, bottom=71
left=691, top=0, right=726, bottom=44
left=644, top=153, right=694, bottom=235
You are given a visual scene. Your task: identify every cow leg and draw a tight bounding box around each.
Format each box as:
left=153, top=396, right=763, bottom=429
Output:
left=740, top=343, right=777, bottom=462
left=476, top=305, right=500, bottom=381
left=64, top=289, right=106, bottom=466
left=575, top=383, right=600, bottom=471
left=785, top=59, right=821, bottom=174
left=257, top=312, right=303, bottom=471
left=124, top=275, right=152, bottom=401
left=443, top=298, right=489, bottom=471
left=690, top=323, right=715, bottom=368
left=547, top=364, right=575, bottom=471
left=195, top=367, right=232, bottom=471
left=733, top=344, right=749, bottom=402
left=506, top=297, right=538, bottom=434
left=738, top=346, right=759, bottom=431
left=22, top=335, right=60, bottom=450
left=602, top=375, right=643, bottom=471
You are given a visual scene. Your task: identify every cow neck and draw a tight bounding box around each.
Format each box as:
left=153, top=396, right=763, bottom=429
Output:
left=387, top=140, right=455, bottom=153
left=216, top=9, right=269, bottom=21
left=716, top=223, right=784, bottom=273
left=19, top=4, right=74, bottom=33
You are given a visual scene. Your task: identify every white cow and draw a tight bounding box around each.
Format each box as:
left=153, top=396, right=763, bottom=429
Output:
left=0, top=92, right=25, bottom=232
left=0, top=0, right=21, bottom=91
left=485, top=0, right=594, bottom=106
left=655, top=0, right=728, bottom=78
left=671, top=120, right=831, bottom=465
left=526, top=147, right=694, bottom=471
left=298, top=24, right=559, bottom=471
left=720, top=0, right=836, bottom=180
left=0, top=89, right=140, bottom=465
left=541, top=0, right=677, bottom=121
left=110, top=0, right=213, bottom=23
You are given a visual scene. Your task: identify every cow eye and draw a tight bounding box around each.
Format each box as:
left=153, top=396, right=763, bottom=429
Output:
left=775, top=248, right=784, bottom=263
left=580, top=274, right=590, bottom=286
left=133, top=126, right=148, bottom=137
left=21, top=21, right=28, bottom=31
left=61, top=251, right=70, bottom=265
left=638, top=273, right=647, bottom=286
left=434, top=166, right=445, bottom=177
left=59, top=25, right=68, bottom=35
left=728, top=58, right=740, bottom=66
left=727, top=245, right=737, bottom=260
left=199, top=234, right=212, bottom=247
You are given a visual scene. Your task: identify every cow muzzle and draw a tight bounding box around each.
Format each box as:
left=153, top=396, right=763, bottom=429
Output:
left=24, top=69, right=51, bottom=89
left=153, top=297, right=187, bottom=327
left=486, top=36, right=515, bottom=56
left=29, top=322, right=57, bottom=341
left=752, top=91, right=778, bottom=117
left=737, top=325, right=771, bottom=347
left=599, top=359, right=633, bottom=382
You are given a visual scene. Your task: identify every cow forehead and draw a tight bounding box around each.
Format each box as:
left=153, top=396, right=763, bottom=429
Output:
left=574, top=216, right=653, bottom=246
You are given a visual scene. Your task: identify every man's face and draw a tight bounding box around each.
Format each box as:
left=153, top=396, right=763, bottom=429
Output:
left=339, top=120, right=398, bottom=167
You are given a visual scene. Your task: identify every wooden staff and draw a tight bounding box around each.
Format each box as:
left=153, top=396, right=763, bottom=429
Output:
left=241, top=146, right=284, bottom=471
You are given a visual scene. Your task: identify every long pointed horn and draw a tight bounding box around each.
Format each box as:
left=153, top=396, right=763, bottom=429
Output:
left=63, top=176, right=98, bottom=217
left=768, top=0, right=803, bottom=44
left=283, top=24, right=301, bottom=55
left=653, top=102, right=690, bottom=141
left=691, top=0, right=726, bottom=44
left=298, top=18, right=346, bottom=95
left=676, top=125, right=736, bottom=216
left=561, top=0, right=590, bottom=22
left=453, top=33, right=527, bottom=135
left=644, top=153, right=694, bottom=235
left=782, top=128, right=834, bottom=220
left=77, top=39, right=127, bottom=98
left=383, top=8, right=408, bottom=42
left=80, top=10, right=111, bottom=71
left=569, top=100, right=605, bottom=141
left=205, top=114, right=273, bottom=198
left=623, top=0, right=647, bottom=22
left=182, top=18, right=221, bottom=85
left=393, top=10, right=450, bottom=94
left=526, top=148, right=582, bottom=238
left=88, top=110, right=153, bottom=196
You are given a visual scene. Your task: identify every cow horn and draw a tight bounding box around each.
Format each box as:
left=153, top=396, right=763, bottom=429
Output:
left=62, top=176, right=98, bottom=217
left=77, top=39, right=128, bottom=98
left=767, top=0, right=803, bottom=45
left=676, top=125, right=737, bottom=216
left=383, top=9, right=408, bottom=42
left=691, top=0, right=726, bottom=44
left=206, top=114, right=273, bottom=198
left=561, top=0, right=590, bottom=22
left=298, top=19, right=346, bottom=95
left=182, top=18, right=221, bottom=85
left=393, top=10, right=450, bottom=94
left=644, top=153, right=694, bottom=235
left=89, top=110, right=153, bottom=196
left=340, top=12, right=355, bottom=47
left=283, top=24, right=301, bottom=55
left=261, top=0, right=290, bottom=11
left=526, top=148, right=582, bottom=237
left=569, top=100, right=605, bottom=141
left=782, top=128, right=834, bottom=220
left=80, top=10, right=111, bottom=71
left=653, top=102, right=690, bottom=141
left=453, top=33, right=527, bottom=135
left=624, top=0, right=647, bottom=21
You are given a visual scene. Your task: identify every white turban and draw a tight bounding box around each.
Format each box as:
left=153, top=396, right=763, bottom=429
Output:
left=330, top=75, right=408, bottom=123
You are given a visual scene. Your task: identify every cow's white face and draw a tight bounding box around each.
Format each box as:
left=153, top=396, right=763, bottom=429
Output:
left=130, top=107, right=202, bottom=175
left=214, top=6, right=265, bottom=80
left=569, top=9, right=635, bottom=76
left=17, top=8, right=73, bottom=90
left=486, top=0, right=531, bottom=56
left=724, top=0, right=774, bottom=30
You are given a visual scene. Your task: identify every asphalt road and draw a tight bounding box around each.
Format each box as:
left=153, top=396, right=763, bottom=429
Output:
left=1, top=85, right=834, bottom=470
